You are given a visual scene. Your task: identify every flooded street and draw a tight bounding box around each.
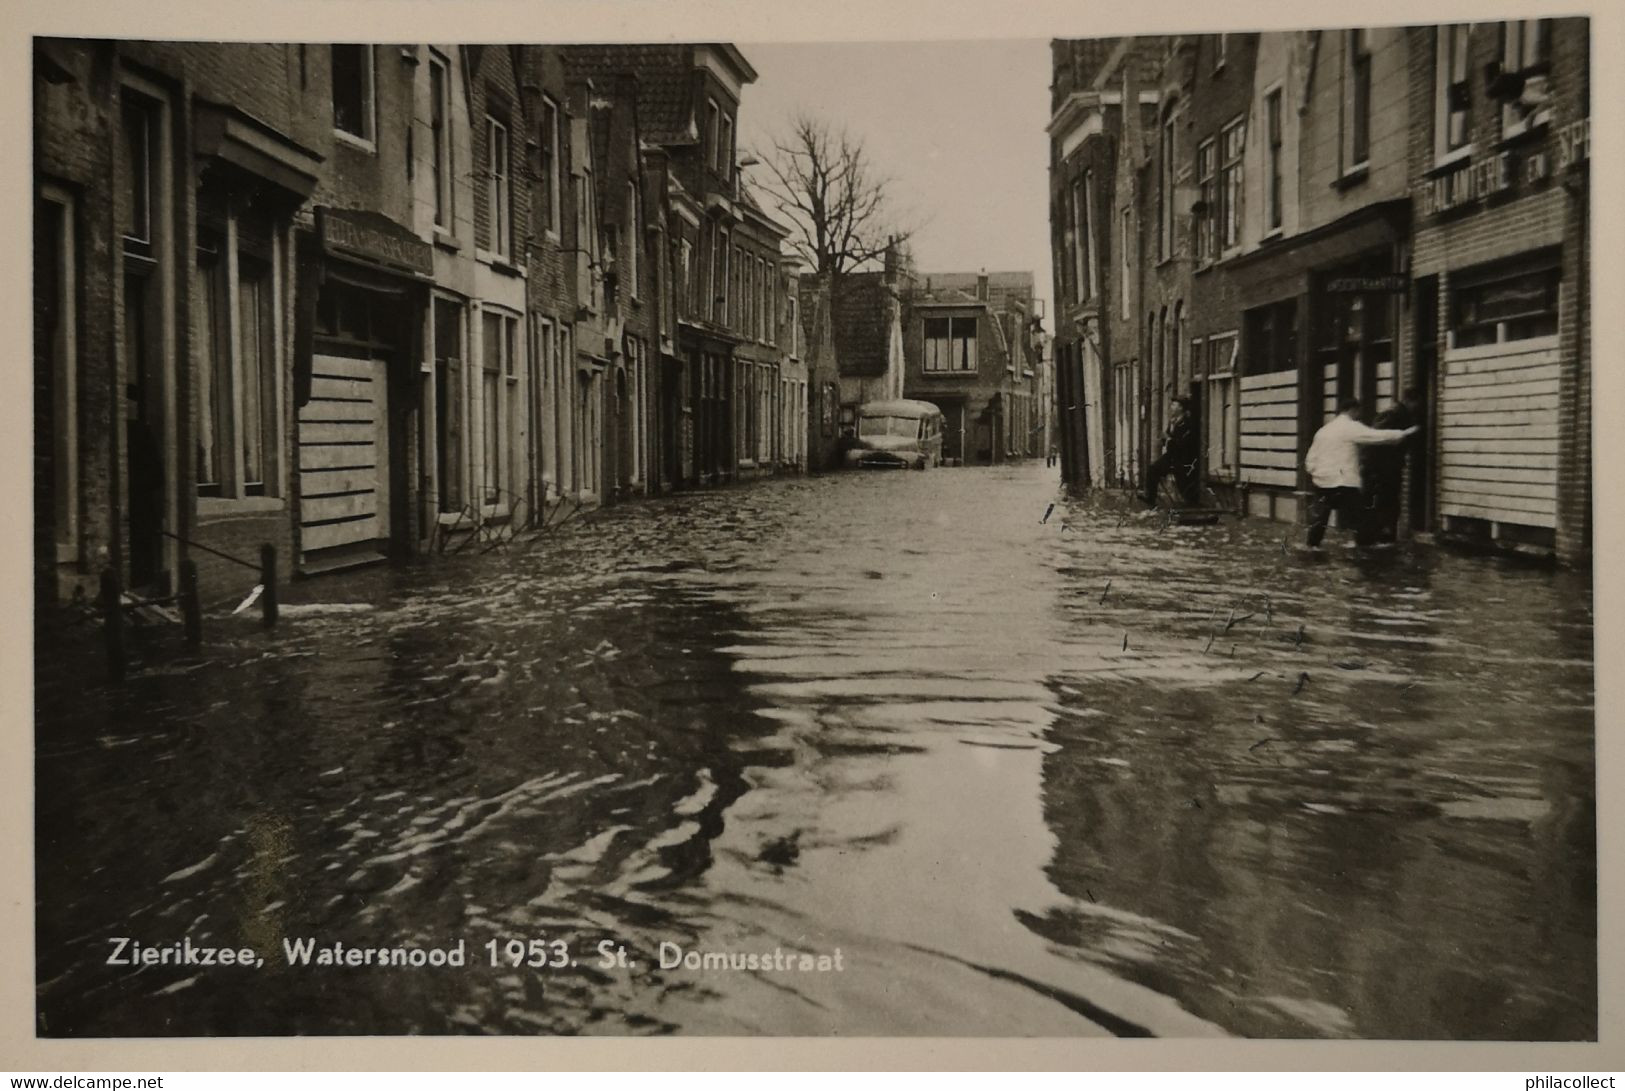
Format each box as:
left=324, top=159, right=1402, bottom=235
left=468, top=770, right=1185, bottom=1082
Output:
left=35, top=463, right=1594, bottom=1039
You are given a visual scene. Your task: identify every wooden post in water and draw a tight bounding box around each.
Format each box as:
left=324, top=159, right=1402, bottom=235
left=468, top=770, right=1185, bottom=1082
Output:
left=260, top=544, right=278, bottom=628
left=100, top=568, right=125, bottom=682
left=179, top=559, right=202, bottom=649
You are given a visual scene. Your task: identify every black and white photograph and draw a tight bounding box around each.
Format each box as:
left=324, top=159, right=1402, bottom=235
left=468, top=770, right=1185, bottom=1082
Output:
left=21, top=0, right=1603, bottom=1055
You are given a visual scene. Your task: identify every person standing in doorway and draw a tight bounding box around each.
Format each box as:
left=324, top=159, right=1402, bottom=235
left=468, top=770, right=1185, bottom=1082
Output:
left=1304, top=398, right=1418, bottom=549
left=1142, top=396, right=1199, bottom=507
left=1361, top=385, right=1425, bottom=544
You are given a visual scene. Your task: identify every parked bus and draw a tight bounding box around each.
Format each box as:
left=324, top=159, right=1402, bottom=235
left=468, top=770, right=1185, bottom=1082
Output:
left=845, top=399, right=946, bottom=470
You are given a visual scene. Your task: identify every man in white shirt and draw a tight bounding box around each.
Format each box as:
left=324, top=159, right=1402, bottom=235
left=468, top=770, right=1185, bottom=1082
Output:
left=1304, top=398, right=1418, bottom=549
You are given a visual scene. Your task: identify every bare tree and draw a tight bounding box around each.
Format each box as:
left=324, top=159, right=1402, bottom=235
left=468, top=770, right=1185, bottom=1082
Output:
left=752, top=111, right=918, bottom=278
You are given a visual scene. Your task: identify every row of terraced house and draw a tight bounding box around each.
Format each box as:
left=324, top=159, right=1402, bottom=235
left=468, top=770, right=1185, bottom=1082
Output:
left=1048, top=22, right=1590, bottom=563
left=33, top=40, right=819, bottom=606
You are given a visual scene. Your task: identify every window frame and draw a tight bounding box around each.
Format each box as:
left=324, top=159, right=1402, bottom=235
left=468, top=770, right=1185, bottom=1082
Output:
left=429, top=53, right=453, bottom=230
left=1434, top=24, right=1474, bottom=166
left=1264, top=87, right=1285, bottom=234
left=1195, top=137, right=1217, bottom=263
left=331, top=44, right=377, bottom=149
left=1158, top=112, right=1176, bottom=262
left=922, top=314, right=978, bottom=373
left=480, top=308, right=521, bottom=507
left=1120, top=206, right=1132, bottom=320
left=1447, top=261, right=1561, bottom=351
left=1501, top=20, right=1555, bottom=139
left=541, top=96, right=561, bottom=238
left=195, top=208, right=286, bottom=505
left=1204, top=330, right=1241, bottom=478
left=486, top=112, right=512, bottom=260
left=1219, top=116, right=1246, bottom=255
left=1342, top=29, right=1373, bottom=175
left=706, top=99, right=721, bottom=171
left=626, top=179, right=641, bottom=300
left=1081, top=170, right=1097, bottom=302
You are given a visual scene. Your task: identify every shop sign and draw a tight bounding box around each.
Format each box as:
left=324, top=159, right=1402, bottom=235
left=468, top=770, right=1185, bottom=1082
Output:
left=1522, top=116, right=1591, bottom=186
left=1325, top=274, right=1408, bottom=293
left=1416, top=116, right=1589, bottom=219
left=318, top=207, right=434, bottom=278
left=1416, top=152, right=1514, bottom=218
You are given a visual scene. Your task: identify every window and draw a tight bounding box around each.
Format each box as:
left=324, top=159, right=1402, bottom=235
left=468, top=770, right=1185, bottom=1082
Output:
left=1450, top=264, right=1560, bottom=348
left=1085, top=173, right=1098, bottom=302
left=486, top=114, right=510, bottom=258
left=706, top=100, right=720, bottom=170
left=194, top=219, right=282, bottom=500
left=576, top=160, right=600, bottom=312
left=1059, top=189, right=1076, bottom=304
left=678, top=238, right=693, bottom=316
left=434, top=298, right=464, bottom=511
left=716, top=230, right=729, bottom=325
left=1503, top=19, right=1552, bottom=74
left=429, top=56, right=452, bottom=229
left=331, top=45, right=375, bottom=144
left=1265, top=90, right=1284, bottom=232
left=1205, top=333, right=1239, bottom=476
left=1243, top=300, right=1299, bottom=376
left=1195, top=138, right=1216, bottom=262
left=482, top=310, right=517, bottom=503
left=1120, top=207, right=1132, bottom=319
left=541, top=97, right=561, bottom=236
left=121, top=99, right=152, bottom=247
left=1435, top=25, right=1473, bottom=160
left=720, top=113, right=734, bottom=178
left=1069, top=178, right=1085, bottom=302
left=1158, top=113, right=1176, bottom=261
left=1502, top=21, right=1554, bottom=135
left=768, top=265, right=778, bottom=345
left=237, top=262, right=274, bottom=492
left=195, top=248, right=227, bottom=495
left=923, top=316, right=978, bottom=372
left=1220, top=117, right=1245, bottom=252
left=1343, top=30, right=1372, bottom=171
left=626, top=181, right=640, bottom=297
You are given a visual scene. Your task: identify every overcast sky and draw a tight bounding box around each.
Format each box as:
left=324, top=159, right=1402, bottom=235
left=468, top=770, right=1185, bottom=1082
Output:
left=736, top=40, right=1055, bottom=330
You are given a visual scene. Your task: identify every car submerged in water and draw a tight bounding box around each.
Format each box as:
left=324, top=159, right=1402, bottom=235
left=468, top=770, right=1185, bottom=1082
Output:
left=844, top=399, right=945, bottom=470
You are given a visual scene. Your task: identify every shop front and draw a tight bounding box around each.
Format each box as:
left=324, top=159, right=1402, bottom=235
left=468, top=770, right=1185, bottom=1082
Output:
left=297, top=207, right=433, bottom=573
left=1218, top=200, right=1409, bottom=522
left=1412, top=116, right=1589, bottom=557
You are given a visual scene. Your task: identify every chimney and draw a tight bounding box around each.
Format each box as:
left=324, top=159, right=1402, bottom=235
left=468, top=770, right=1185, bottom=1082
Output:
left=883, top=235, right=900, bottom=283
left=976, top=269, right=989, bottom=302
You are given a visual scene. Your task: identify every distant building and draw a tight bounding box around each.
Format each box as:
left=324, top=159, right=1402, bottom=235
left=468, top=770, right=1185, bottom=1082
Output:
left=901, top=270, right=1043, bottom=464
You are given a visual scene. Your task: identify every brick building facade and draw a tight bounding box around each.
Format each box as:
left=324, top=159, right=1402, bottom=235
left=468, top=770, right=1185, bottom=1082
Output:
left=1049, top=22, right=1590, bottom=565
left=35, top=38, right=805, bottom=611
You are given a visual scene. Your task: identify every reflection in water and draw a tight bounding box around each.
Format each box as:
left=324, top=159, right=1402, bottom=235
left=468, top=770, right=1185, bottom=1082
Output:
left=35, top=465, right=1593, bottom=1038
